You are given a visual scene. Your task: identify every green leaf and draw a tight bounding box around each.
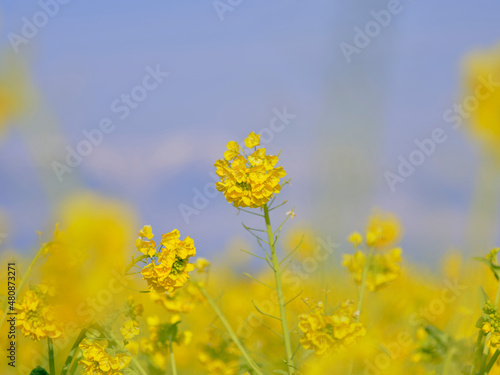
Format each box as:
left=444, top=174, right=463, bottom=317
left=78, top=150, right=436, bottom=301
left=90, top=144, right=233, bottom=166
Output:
left=479, top=286, right=491, bottom=310
left=425, top=325, right=450, bottom=349
left=476, top=316, right=485, bottom=329
left=30, top=367, right=49, bottom=375
left=86, top=328, right=101, bottom=339
left=167, top=321, right=180, bottom=342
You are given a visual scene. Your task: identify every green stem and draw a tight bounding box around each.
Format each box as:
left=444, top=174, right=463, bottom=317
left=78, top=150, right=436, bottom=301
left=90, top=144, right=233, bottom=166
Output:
left=60, top=328, right=87, bottom=375
left=48, top=337, right=56, bottom=375
left=0, top=244, right=47, bottom=329
left=443, top=346, right=456, bottom=375
left=194, top=282, right=263, bottom=375
left=471, top=333, right=485, bottom=375
left=123, top=254, right=149, bottom=274
left=67, top=352, right=82, bottom=375
left=485, top=349, right=500, bottom=373
left=169, top=340, right=178, bottom=375
left=263, top=203, right=295, bottom=375
left=357, top=248, right=374, bottom=319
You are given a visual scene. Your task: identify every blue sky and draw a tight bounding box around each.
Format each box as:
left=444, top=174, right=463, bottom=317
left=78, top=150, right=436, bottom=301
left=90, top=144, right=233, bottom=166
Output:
left=1, top=0, right=500, bottom=265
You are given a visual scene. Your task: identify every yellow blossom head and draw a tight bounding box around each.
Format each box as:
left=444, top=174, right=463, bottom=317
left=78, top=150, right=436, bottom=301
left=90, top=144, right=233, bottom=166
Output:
left=343, top=248, right=402, bottom=291
left=462, top=43, right=500, bottom=163
left=79, top=338, right=131, bottom=374
left=215, top=132, right=287, bottom=208
left=15, top=284, right=64, bottom=342
left=120, top=319, right=140, bottom=340
left=244, top=131, right=260, bottom=148
left=366, top=211, right=402, bottom=248
left=138, top=227, right=196, bottom=293
left=298, top=300, right=366, bottom=355
left=348, top=232, right=363, bottom=247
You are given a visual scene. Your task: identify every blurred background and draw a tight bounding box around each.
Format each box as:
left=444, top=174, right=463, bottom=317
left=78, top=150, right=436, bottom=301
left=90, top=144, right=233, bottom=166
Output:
left=1, top=0, right=500, bottom=265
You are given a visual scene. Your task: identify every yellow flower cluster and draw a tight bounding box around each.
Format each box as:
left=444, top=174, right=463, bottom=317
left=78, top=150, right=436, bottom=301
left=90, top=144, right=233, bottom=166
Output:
left=150, top=282, right=205, bottom=313
left=120, top=320, right=140, bottom=340
left=343, top=248, right=402, bottom=291
left=463, top=43, right=500, bottom=162
left=79, top=339, right=131, bottom=375
left=482, top=300, right=500, bottom=348
left=138, top=227, right=196, bottom=293
left=364, top=211, right=401, bottom=248
left=139, top=315, right=192, bottom=369
left=298, top=300, right=366, bottom=355
left=15, top=284, right=63, bottom=342
left=198, top=329, right=242, bottom=375
left=214, top=132, right=287, bottom=208
left=125, top=295, right=143, bottom=320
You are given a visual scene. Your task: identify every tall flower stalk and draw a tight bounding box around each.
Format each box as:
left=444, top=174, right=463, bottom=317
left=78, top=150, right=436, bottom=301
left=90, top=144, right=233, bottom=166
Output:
left=214, top=131, right=296, bottom=374
left=263, top=203, right=295, bottom=374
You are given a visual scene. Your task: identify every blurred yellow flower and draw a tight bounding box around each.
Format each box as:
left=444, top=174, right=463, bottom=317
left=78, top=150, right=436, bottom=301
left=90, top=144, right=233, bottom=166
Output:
left=79, top=338, right=131, bottom=374
left=195, top=257, right=211, bottom=273
left=348, top=232, right=363, bottom=247
left=284, top=225, right=318, bottom=258
left=298, top=300, right=366, bottom=355
left=0, top=60, right=26, bottom=138
left=150, top=282, right=204, bottom=313
left=215, top=132, right=287, bottom=208
left=15, top=284, right=63, bottom=342
left=343, top=248, right=402, bottom=291
left=463, top=43, right=500, bottom=162
left=198, top=329, right=241, bottom=375
left=366, top=211, right=402, bottom=248
left=120, top=319, right=140, bottom=339
left=488, top=332, right=500, bottom=349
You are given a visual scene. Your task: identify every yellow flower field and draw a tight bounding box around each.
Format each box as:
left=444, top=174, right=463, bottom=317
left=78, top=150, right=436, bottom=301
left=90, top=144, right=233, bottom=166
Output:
left=2, top=3, right=500, bottom=375
left=1, top=126, right=500, bottom=374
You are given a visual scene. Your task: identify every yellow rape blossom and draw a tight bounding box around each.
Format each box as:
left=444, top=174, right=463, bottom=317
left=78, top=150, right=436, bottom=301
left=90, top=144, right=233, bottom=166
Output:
left=366, top=211, right=402, bottom=248
left=195, top=257, right=211, bottom=273
left=214, top=132, right=287, bottom=208
left=79, top=339, right=131, bottom=375
left=348, top=232, right=363, bottom=247
left=462, top=43, right=500, bottom=163
left=15, top=284, right=63, bottom=342
left=482, top=300, right=500, bottom=349
left=298, top=300, right=366, bottom=355
left=198, top=329, right=242, bottom=375
left=244, top=131, right=260, bottom=148
left=150, top=282, right=204, bottom=313
left=139, top=228, right=196, bottom=293
left=343, top=248, right=402, bottom=291
left=136, top=225, right=157, bottom=257
left=120, top=319, right=140, bottom=340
